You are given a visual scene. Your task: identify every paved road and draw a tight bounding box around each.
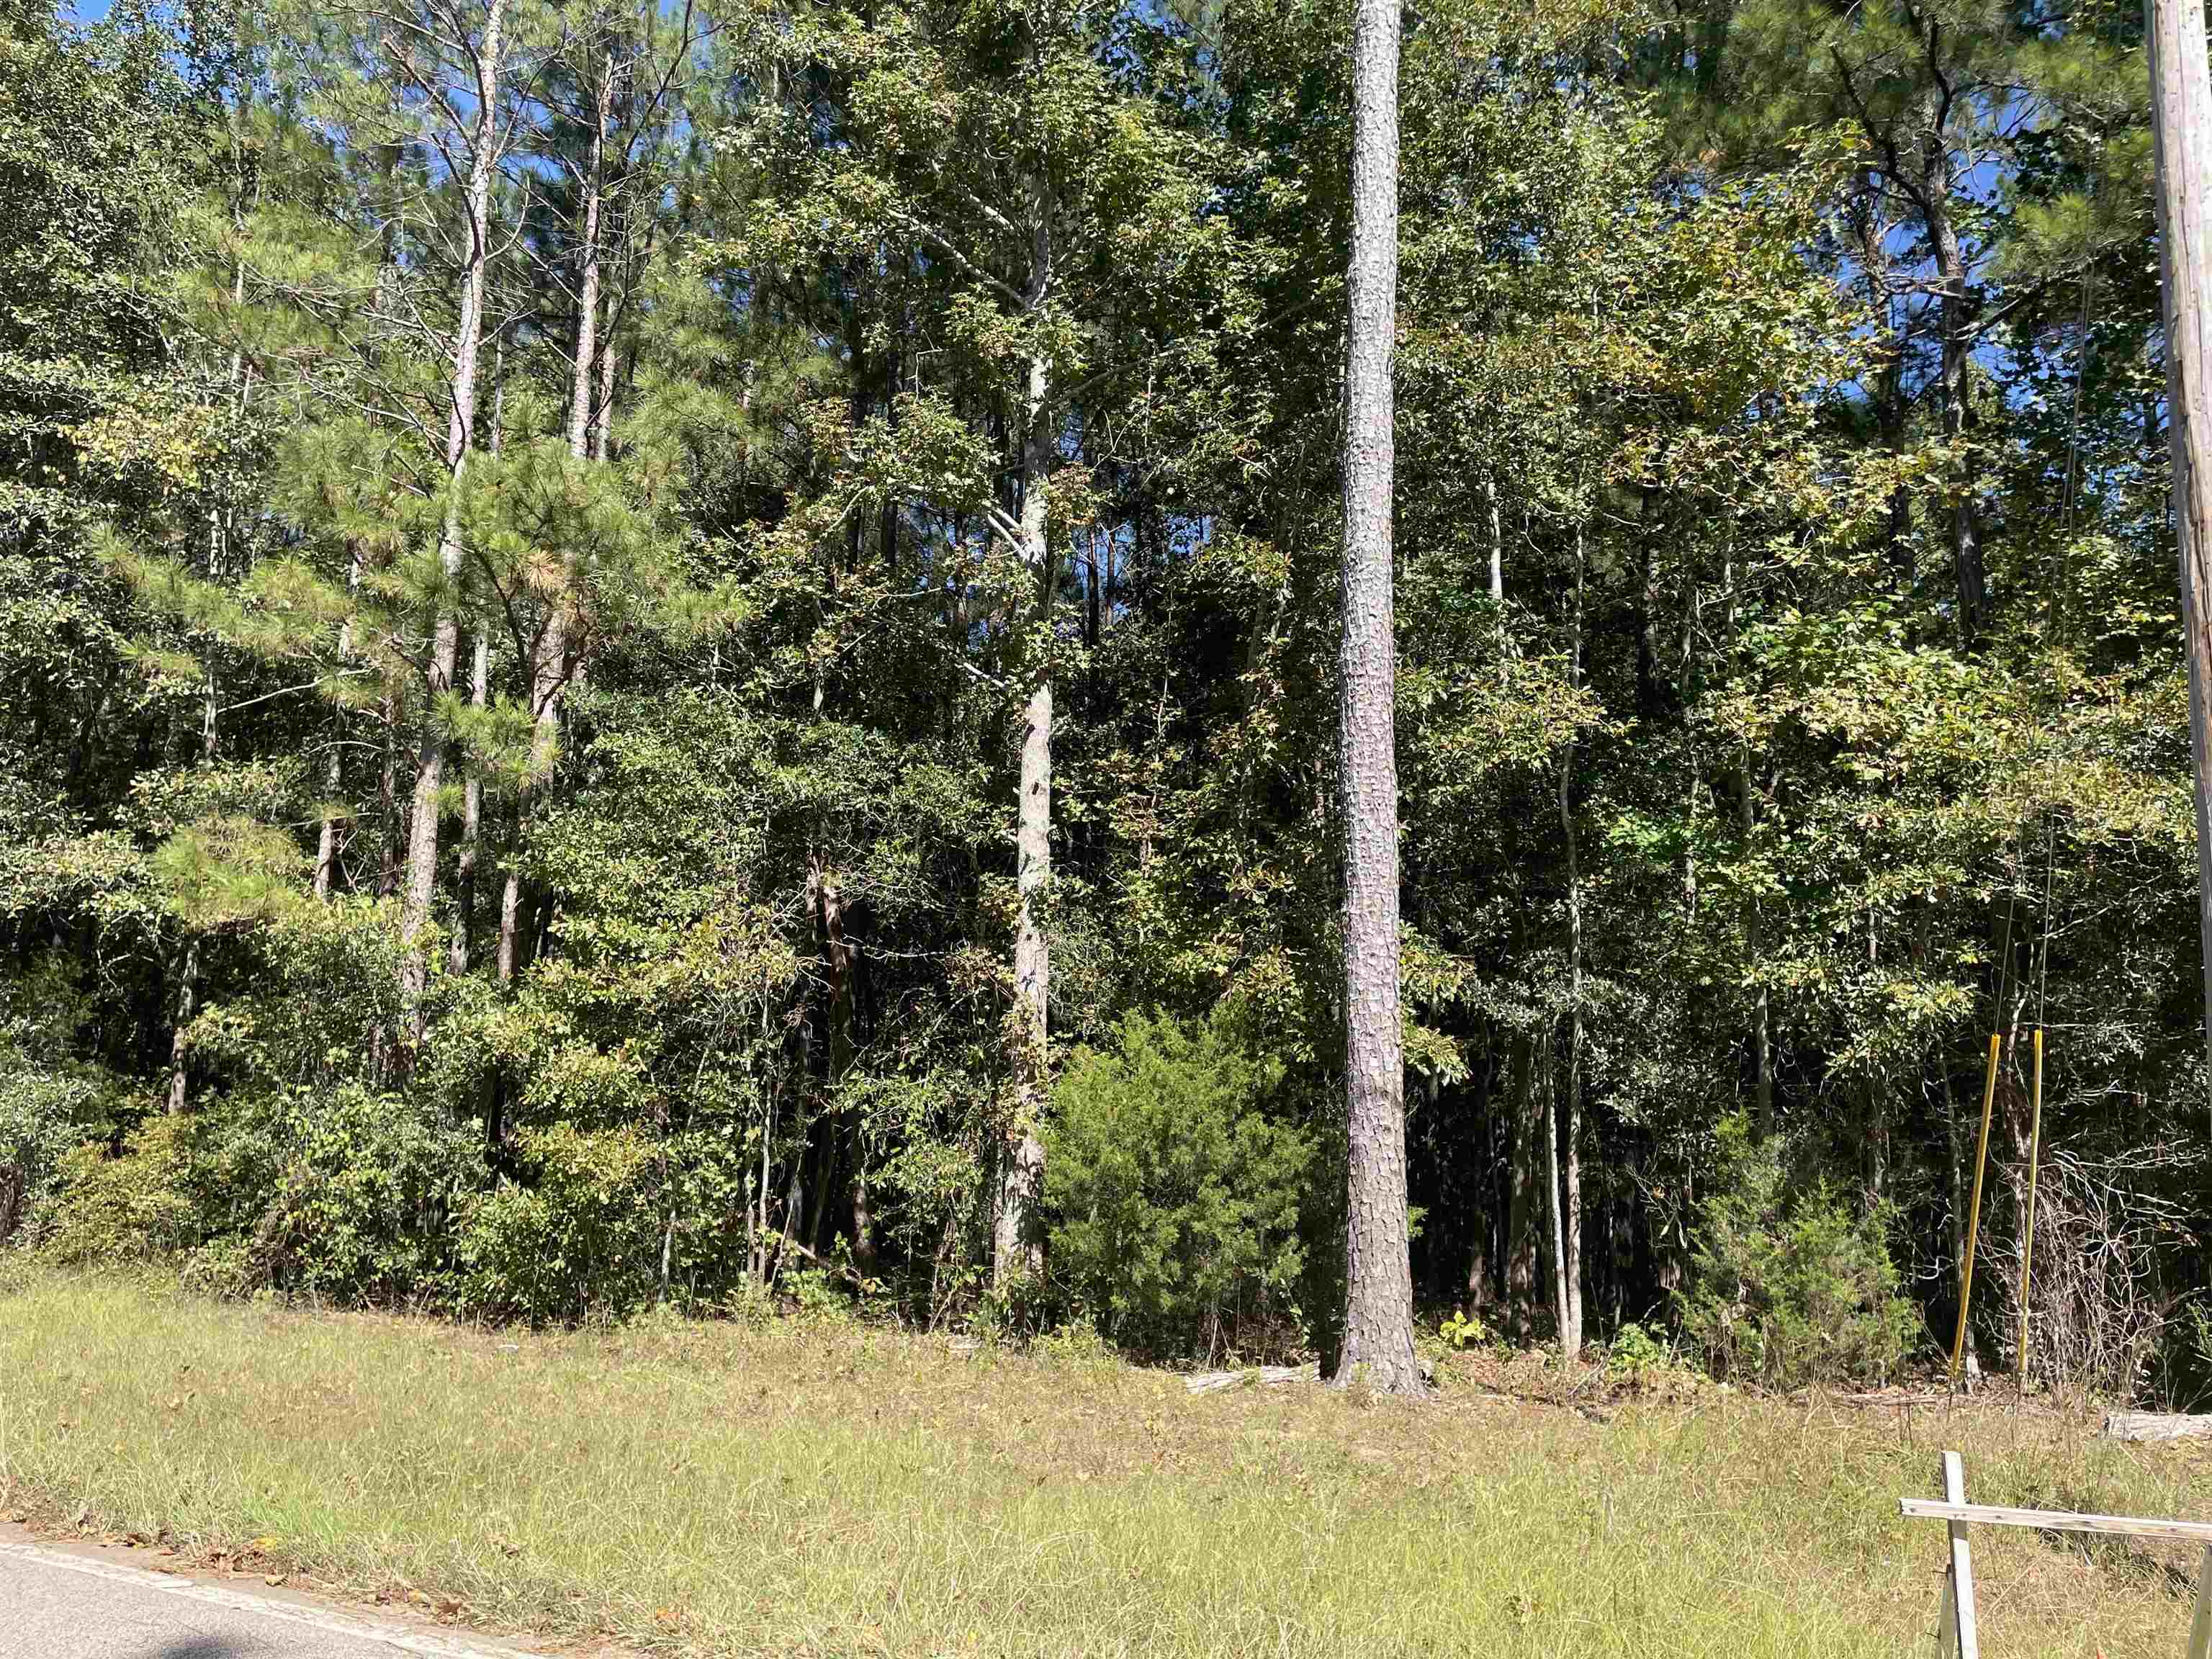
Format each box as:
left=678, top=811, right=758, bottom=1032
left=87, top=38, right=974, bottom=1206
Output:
left=0, top=1539, right=537, bottom=1659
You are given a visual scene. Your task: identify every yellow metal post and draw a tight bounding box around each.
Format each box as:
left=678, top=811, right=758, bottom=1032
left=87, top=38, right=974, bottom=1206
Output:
left=2017, top=1028, right=2046, bottom=1387
left=1950, top=1034, right=2002, bottom=1385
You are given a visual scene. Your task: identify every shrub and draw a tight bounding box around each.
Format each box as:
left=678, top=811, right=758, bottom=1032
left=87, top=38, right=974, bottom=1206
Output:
left=0, top=1053, right=102, bottom=1246
left=1678, top=1118, right=1918, bottom=1389
left=1604, top=1322, right=1704, bottom=1398
left=45, top=1115, right=201, bottom=1264
left=451, top=1123, right=667, bottom=1322
left=247, top=1087, right=481, bottom=1303
left=45, top=1085, right=481, bottom=1305
left=1043, top=1012, right=1312, bottom=1362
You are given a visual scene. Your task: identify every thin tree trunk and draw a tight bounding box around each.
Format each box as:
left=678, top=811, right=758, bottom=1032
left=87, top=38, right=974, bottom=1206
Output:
left=314, top=549, right=360, bottom=901
left=593, top=336, right=618, bottom=462
left=1331, top=0, right=1419, bottom=1395
left=451, top=359, right=503, bottom=976
left=1553, top=525, right=1587, bottom=1359
left=1463, top=1062, right=1491, bottom=1309
left=378, top=686, right=400, bottom=899
left=1486, top=472, right=1503, bottom=606
left=996, top=669, right=1050, bottom=1280
left=1542, top=1017, right=1569, bottom=1349
left=567, top=53, right=611, bottom=464
left=168, top=642, right=223, bottom=1113
left=166, top=936, right=198, bottom=1115
left=992, top=177, right=1056, bottom=1286
left=397, top=0, right=508, bottom=1042
left=2148, top=0, right=2212, bottom=1129
left=497, top=68, right=611, bottom=988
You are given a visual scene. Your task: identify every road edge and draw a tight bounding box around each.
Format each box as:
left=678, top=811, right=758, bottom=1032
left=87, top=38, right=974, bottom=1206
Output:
left=0, top=1535, right=548, bottom=1658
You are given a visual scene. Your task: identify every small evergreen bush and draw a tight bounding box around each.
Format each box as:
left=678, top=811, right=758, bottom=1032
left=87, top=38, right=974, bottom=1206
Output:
left=1043, top=1012, right=1312, bottom=1362
left=1678, top=1117, right=1917, bottom=1388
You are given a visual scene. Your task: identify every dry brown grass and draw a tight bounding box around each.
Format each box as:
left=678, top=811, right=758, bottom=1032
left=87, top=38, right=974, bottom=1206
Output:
left=1, top=1267, right=2207, bottom=1657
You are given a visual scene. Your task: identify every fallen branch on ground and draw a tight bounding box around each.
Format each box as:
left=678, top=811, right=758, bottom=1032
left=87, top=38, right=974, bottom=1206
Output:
left=1184, top=1364, right=1316, bottom=1394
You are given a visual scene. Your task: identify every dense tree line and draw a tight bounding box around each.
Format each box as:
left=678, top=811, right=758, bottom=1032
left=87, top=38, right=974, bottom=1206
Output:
left=1, top=0, right=2206, bottom=1395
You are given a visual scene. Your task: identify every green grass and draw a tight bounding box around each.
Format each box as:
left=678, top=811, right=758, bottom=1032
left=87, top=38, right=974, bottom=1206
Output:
left=1, top=1268, right=2206, bottom=1658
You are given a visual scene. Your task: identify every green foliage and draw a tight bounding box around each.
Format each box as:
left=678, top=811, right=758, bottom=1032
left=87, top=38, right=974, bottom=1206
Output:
left=246, top=1087, right=479, bottom=1303
left=451, top=1124, right=745, bottom=1323
left=0, top=1056, right=108, bottom=1246
left=1603, top=1323, right=1706, bottom=1398
left=151, top=814, right=310, bottom=927
left=45, top=1118, right=201, bottom=1266
left=0, top=0, right=2204, bottom=1391
left=1439, top=1308, right=1492, bottom=1352
left=1678, top=1120, right=1919, bottom=1389
left=1043, top=1012, right=1312, bottom=1361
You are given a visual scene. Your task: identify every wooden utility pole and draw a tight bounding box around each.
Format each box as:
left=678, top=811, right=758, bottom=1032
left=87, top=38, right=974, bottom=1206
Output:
left=2148, top=0, right=2212, bottom=1123
left=1332, top=0, right=1421, bottom=1394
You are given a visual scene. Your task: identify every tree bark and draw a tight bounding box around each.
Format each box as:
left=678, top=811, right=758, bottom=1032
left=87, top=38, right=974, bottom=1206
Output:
left=2148, top=0, right=2212, bottom=1128
left=315, top=549, right=361, bottom=902
left=994, top=662, right=1050, bottom=1282
left=450, top=363, right=503, bottom=975
left=992, top=168, right=1057, bottom=1286
left=1331, top=0, right=1419, bottom=1394
left=567, top=52, right=611, bottom=465
left=497, top=64, right=612, bottom=988
left=1486, top=471, right=1503, bottom=606
left=166, top=935, right=198, bottom=1115
left=1552, top=525, right=1587, bottom=1359
left=397, top=0, right=508, bottom=1043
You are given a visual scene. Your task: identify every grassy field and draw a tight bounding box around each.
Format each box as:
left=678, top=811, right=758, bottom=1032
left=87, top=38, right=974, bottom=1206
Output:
left=1, top=1270, right=2207, bottom=1658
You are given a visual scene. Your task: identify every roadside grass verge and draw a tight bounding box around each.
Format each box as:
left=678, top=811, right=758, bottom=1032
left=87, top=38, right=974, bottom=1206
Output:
left=1, top=1267, right=2206, bottom=1657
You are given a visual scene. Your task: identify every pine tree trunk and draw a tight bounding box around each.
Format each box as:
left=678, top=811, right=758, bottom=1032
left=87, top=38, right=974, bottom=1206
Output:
left=567, top=55, right=610, bottom=465
left=397, top=0, right=508, bottom=1042
left=1331, top=0, right=1419, bottom=1394
left=593, top=337, right=618, bottom=462
left=449, top=366, right=500, bottom=976
left=2148, top=0, right=2212, bottom=1129
left=497, top=70, right=611, bottom=989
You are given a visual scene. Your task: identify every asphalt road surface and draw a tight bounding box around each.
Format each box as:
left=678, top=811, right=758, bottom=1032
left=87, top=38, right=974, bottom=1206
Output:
left=0, top=1539, right=541, bottom=1659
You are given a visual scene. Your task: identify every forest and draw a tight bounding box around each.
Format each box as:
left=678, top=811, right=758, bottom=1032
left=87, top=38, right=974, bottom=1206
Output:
left=1, top=0, right=2206, bottom=1401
